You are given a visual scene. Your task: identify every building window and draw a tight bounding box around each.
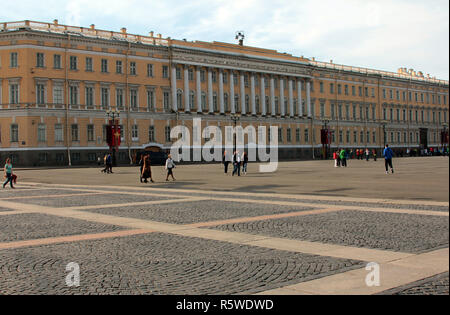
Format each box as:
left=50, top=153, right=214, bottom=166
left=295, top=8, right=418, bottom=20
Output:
left=10, top=124, right=19, bottom=142
left=330, top=83, right=334, bottom=94
left=147, top=90, right=155, bottom=111
left=53, top=54, right=61, bottom=69
left=87, top=124, right=95, bottom=142
left=132, top=125, right=139, bottom=141
left=337, top=84, right=341, bottom=95
left=101, top=59, right=108, bottom=73
left=358, top=86, right=362, bottom=97
left=71, top=124, right=79, bottom=141
left=71, top=153, right=81, bottom=162
left=162, top=65, right=169, bottom=78
left=278, top=128, right=283, bottom=142
left=10, top=52, right=18, bottom=68
left=188, top=68, right=194, bottom=81
left=69, top=86, right=78, bottom=106
left=147, top=64, right=153, bottom=77
left=36, top=53, right=45, bottom=68
left=176, top=67, right=181, bottom=80
left=163, top=91, right=170, bottom=110
left=304, top=129, right=309, bottom=142
left=165, top=126, right=171, bottom=142
left=148, top=126, right=155, bottom=142
left=36, top=84, right=45, bottom=105
left=85, top=86, right=94, bottom=107
left=352, top=86, right=356, bottom=96
left=331, top=104, right=335, bottom=119
left=190, top=91, right=195, bottom=110
left=116, top=60, right=123, bottom=74
left=130, top=89, right=138, bottom=110
left=346, top=130, right=350, bottom=143
left=88, top=153, right=97, bottom=162
left=53, top=86, right=63, bottom=105
left=353, top=131, right=357, bottom=143
left=202, top=92, right=207, bottom=111
left=85, top=57, right=93, bottom=72
left=116, top=88, right=124, bottom=109
left=70, top=56, right=77, bottom=70
left=177, top=90, right=183, bottom=110
left=339, top=130, right=343, bottom=143
left=287, top=128, right=292, bottom=142
left=320, top=82, right=324, bottom=93
left=54, top=124, right=63, bottom=142
left=201, top=70, right=206, bottom=82
left=10, top=84, right=19, bottom=104
left=101, top=88, right=109, bottom=109
left=130, top=62, right=136, bottom=75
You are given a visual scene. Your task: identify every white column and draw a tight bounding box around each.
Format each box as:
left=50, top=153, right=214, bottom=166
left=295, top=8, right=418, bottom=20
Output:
left=230, top=71, right=235, bottom=114
left=297, top=80, right=303, bottom=117
left=280, top=78, right=285, bottom=116
left=240, top=72, right=246, bottom=115
left=288, top=78, right=294, bottom=117
left=171, top=66, right=177, bottom=111
left=196, top=67, right=202, bottom=113
left=270, top=76, right=275, bottom=116
left=184, top=66, right=189, bottom=113
left=260, top=75, right=266, bottom=116
left=208, top=68, right=213, bottom=113
left=306, top=80, right=311, bottom=117
left=250, top=73, right=256, bottom=115
left=219, top=70, right=224, bottom=114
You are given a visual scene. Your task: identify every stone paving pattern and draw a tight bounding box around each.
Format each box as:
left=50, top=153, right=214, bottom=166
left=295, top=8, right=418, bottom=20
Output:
left=82, top=200, right=317, bottom=224
left=0, top=233, right=364, bottom=295
left=2, top=193, right=174, bottom=208
left=207, top=211, right=449, bottom=253
left=379, top=272, right=449, bottom=295
left=0, top=213, right=127, bottom=242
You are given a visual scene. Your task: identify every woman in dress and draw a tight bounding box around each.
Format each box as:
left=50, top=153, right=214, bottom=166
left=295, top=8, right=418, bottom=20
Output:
left=141, top=154, right=154, bottom=183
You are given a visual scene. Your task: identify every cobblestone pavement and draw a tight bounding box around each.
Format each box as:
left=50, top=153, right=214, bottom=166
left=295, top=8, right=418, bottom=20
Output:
left=0, top=233, right=364, bottom=295
left=82, top=200, right=317, bottom=224
left=207, top=211, right=449, bottom=253
left=379, top=272, right=449, bottom=295
left=0, top=178, right=448, bottom=295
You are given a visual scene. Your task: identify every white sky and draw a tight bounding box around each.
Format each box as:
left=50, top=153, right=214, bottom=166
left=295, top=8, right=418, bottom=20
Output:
left=2, top=0, right=449, bottom=80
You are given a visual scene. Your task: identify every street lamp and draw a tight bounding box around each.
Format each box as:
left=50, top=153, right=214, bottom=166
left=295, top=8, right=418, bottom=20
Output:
left=230, top=113, right=240, bottom=156
left=303, top=114, right=315, bottom=159
left=106, top=108, right=120, bottom=167
left=321, top=118, right=330, bottom=159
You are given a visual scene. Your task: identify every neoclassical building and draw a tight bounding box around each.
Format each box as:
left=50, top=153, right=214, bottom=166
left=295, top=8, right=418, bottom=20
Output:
left=0, top=20, right=448, bottom=166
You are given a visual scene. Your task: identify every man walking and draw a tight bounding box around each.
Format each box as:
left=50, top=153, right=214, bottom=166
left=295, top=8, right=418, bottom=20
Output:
left=223, top=151, right=230, bottom=175
left=383, top=144, right=394, bottom=174
left=232, top=151, right=241, bottom=176
left=340, top=148, right=347, bottom=167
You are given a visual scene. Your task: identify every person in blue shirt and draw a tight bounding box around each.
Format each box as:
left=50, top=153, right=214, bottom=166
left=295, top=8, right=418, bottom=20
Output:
left=383, top=144, right=394, bottom=174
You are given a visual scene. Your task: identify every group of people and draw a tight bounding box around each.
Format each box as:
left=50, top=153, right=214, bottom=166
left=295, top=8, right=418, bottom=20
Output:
left=222, top=151, right=249, bottom=176
left=138, top=153, right=176, bottom=183
left=332, top=145, right=395, bottom=174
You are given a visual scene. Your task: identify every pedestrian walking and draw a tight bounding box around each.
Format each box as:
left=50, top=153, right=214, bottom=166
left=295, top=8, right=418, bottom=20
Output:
left=165, top=154, right=176, bottom=181
left=242, top=152, right=248, bottom=175
left=340, top=148, right=347, bottom=167
left=141, top=154, right=154, bottom=183
left=101, top=153, right=109, bottom=173
left=372, top=149, right=377, bottom=161
left=139, top=153, right=145, bottom=182
left=232, top=151, right=241, bottom=176
left=107, top=153, right=113, bottom=173
left=3, top=158, right=15, bottom=189
left=383, top=144, right=395, bottom=174
left=223, top=151, right=230, bottom=174
left=365, top=148, right=370, bottom=161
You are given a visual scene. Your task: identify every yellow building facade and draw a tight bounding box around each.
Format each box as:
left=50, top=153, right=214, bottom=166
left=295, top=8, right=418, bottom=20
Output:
left=0, top=20, right=448, bottom=166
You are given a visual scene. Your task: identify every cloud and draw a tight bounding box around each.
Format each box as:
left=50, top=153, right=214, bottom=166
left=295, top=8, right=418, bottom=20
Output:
left=1, top=0, right=448, bottom=79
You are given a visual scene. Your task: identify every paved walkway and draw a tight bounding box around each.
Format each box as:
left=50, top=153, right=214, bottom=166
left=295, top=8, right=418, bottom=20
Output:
left=0, top=158, right=448, bottom=294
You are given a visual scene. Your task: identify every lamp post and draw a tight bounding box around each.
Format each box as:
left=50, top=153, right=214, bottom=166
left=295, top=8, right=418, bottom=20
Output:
left=106, top=108, right=120, bottom=167
left=230, top=113, right=240, bottom=156
left=442, top=123, right=448, bottom=155
left=321, top=119, right=330, bottom=159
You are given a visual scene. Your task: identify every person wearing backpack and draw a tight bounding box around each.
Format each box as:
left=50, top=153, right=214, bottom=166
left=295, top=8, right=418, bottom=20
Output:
left=383, top=144, right=395, bottom=174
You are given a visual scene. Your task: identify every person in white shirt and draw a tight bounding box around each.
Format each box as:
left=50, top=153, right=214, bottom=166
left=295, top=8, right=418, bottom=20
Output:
left=165, top=154, right=176, bottom=181
left=232, top=151, right=241, bottom=176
